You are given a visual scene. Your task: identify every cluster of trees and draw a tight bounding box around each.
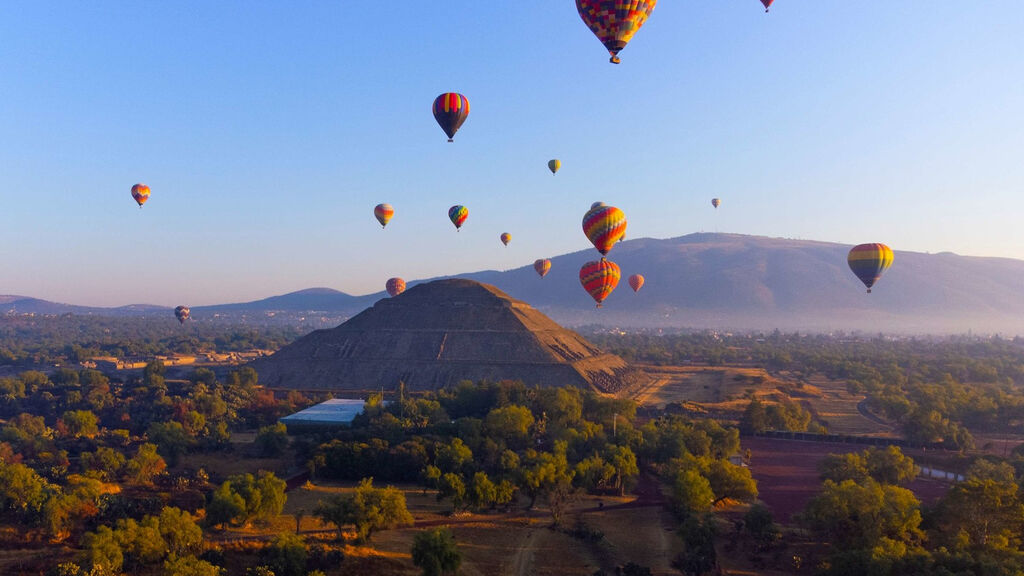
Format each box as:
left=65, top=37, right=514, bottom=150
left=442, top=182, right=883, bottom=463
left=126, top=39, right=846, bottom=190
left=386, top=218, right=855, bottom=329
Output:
left=0, top=314, right=305, bottom=366
left=594, top=331, right=1024, bottom=450
left=739, top=397, right=821, bottom=434
left=800, top=447, right=1024, bottom=575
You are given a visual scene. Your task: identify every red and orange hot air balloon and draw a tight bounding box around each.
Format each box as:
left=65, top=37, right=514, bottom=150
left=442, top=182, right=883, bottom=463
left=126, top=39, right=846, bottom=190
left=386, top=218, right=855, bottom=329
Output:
left=583, top=204, right=627, bottom=256
left=761, top=0, right=774, bottom=12
left=629, top=274, right=645, bottom=293
left=580, top=259, right=621, bottom=308
left=448, top=205, right=468, bottom=231
left=576, top=0, right=658, bottom=64
left=386, top=277, right=406, bottom=297
left=374, top=204, right=394, bottom=228
left=131, top=184, right=150, bottom=208
left=433, top=93, right=470, bottom=142
left=500, top=232, right=511, bottom=247
left=534, top=259, right=552, bottom=278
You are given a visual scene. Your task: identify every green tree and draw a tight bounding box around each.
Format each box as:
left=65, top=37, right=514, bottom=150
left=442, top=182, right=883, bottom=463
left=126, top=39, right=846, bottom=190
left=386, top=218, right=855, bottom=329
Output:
left=483, top=405, right=534, bottom=448
left=864, top=446, right=918, bottom=485
left=743, top=504, right=780, bottom=549
left=604, top=445, right=639, bottom=495
left=801, top=479, right=923, bottom=550
left=314, top=478, right=413, bottom=542
left=61, top=410, right=100, bottom=439
left=705, top=460, right=758, bottom=505
left=264, top=532, right=308, bottom=576
left=163, top=554, right=223, bottom=576
left=147, top=421, right=192, bottom=466
left=81, top=447, right=126, bottom=481
left=675, top=515, right=717, bottom=576
left=437, top=473, right=466, bottom=511
left=124, top=443, right=167, bottom=484
left=739, top=399, right=768, bottom=435
left=206, top=483, right=246, bottom=529
left=469, top=471, right=497, bottom=510
left=412, top=527, right=462, bottom=576
left=934, top=477, right=1024, bottom=553
left=255, top=422, right=289, bottom=457
left=435, top=438, right=473, bottom=475
left=157, top=507, right=203, bottom=557
left=672, top=468, right=714, bottom=517
left=81, top=525, right=124, bottom=573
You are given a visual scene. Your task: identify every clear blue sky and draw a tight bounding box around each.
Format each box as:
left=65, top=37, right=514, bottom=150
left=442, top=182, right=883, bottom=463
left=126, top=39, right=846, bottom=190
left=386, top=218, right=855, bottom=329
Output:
left=1, top=2, right=1022, bottom=306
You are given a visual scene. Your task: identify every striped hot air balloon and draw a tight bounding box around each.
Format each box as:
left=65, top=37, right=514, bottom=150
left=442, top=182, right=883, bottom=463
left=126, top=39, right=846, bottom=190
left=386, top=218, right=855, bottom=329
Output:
left=847, top=243, right=894, bottom=293
left=131, top=184, right=150, bottom=208
left=628, top=274, right=645, bottom=293
left=548, top=159, right=561, bottom=175
left=432, top=93, right=470, bottom=142
left=386, top=277, right=406, bottom=297
left=761, top=0, right=774, bottom=12
left=534, top=259, right=552, bottom=278
left=500, top=232, right=511, bottom=246
left=374, top=204, right=394, bottom=228
left=448, top=205, right=468, bottom=231
left=580, top=259, right=621, bottom=308
left=576, top=0, right=658, bottom=64
left=582, top=204, right=627, bottom=256
left=711, top=198, right=721, bottom=209
left=174, top=305, right=190, bottom=324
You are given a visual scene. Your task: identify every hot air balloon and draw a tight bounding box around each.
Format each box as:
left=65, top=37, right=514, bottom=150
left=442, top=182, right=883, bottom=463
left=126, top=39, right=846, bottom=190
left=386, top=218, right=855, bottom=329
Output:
left=386, top=277, right=406, bottom=297
left=534, top=259, right=552, bottom=278
left=590, top=201, right=607, bottom=210
left=582, top=204, right=627, bottom=256
left=448, top=205, right=468, bottom=231
left=711, top=198, right=721, bottom=209
left=433, top=93, right=470, bottom=142
left=761, top=0, right=774, bottom=12
left=847, top=243, right=894, bottom=293
left=580, top=259, right=621, bottom=308
left=374, top=204, right=394, bottom=228
left=576, top=0, right=658, bottom=64
left=500, top=232, right=511, bottom=246
left=548, top=159, right=561, bottom=175
left=174, top=305, right=190, bottom=324
left=131, top=184, right=150, bottom=208
left=629, top=274, right=645, bottom=293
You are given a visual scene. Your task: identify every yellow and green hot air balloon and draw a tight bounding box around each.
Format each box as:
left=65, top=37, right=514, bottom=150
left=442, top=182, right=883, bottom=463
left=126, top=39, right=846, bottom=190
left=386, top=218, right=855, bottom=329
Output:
left=548, top=159, right=561, bottom=175
left=847, top=243, right=894, bottom=293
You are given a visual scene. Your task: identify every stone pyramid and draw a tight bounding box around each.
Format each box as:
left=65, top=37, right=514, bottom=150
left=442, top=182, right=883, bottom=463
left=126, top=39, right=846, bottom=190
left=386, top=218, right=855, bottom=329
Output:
left=251, top=279, right=645, bottom=393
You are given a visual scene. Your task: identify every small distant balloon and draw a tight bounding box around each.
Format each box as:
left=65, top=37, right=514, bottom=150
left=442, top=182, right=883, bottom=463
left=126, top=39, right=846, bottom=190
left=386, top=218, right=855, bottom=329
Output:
left=576, top=0, right=658, bottom=64
left=761, top=0, right=774, bottom=12
left=374, top=204, right=394, bottom=228
left=131, top=184, right=150, bottom=208
left=711, top=198, right=721, bottom=209
left=582, top=204, right=627, bottom=256
left=629, top=274, right=645, bottom=293
left=174, top=305, right=190, bottom=324
left=847, top=243, right=894, bottom=293
left=386, top=277, right=406, bottom=297
left=500, top=232, right=511, bottom=246
left=448, top=205, right=468, bottom=231
left=548, top=159, right=561, bottom=175
left=580, top=259, right=621, bottom=308
left=534, top=259, right=552, bottom=278
left=433, top=93, right=470, bottom=142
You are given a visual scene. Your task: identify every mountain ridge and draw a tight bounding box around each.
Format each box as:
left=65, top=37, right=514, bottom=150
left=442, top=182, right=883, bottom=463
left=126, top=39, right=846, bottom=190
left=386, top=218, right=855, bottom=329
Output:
left=7, top=233, right=1024, bottom=334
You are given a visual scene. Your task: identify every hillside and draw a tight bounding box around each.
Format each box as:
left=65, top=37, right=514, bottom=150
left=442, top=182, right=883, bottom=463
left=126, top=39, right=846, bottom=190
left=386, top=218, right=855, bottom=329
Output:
left=8, top=233, right=1024, bottom=333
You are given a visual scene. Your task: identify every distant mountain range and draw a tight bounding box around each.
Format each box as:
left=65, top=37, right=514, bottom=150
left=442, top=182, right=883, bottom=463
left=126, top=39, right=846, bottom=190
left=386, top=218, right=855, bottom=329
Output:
left=6, top=233, right=1024, bottom=334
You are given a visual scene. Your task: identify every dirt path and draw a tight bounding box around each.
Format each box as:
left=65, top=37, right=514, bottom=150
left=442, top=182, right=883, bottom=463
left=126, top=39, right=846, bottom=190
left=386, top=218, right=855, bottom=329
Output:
left=507, top=524, right=540, bottom=576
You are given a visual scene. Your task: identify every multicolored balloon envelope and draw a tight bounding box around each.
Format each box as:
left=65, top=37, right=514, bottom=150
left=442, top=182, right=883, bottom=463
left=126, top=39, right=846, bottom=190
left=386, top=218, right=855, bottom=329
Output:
left=711, top=198, right=721, bottom=209
left=386, top=277, right=406, bottom=297
left=433, top=93, right=470, bottom=142
left=534, top=259, right=552, bottom=278
left=576, top=0, right=658, bottom=64
left=847, top=243, right=893, bottom=293
left=374, top=204, right=394, bottom=228
left=131, top=184, right=150, bottom=208
left=174, top=305, right=190, bottom=324
left=591, top=201, right=607, bottom=210
left=629, top=274, right=645, bottom=293
left=548, top=159, right=561, bottom=175
left=448, top=205, right=468, bottom=231
left=761, top=0, right=774, bottom=12
left=582, top=204, right=627, bottom=256
left=500, top=232, right=511, bottom=246
left=580, top=259, right=621, bottom=308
